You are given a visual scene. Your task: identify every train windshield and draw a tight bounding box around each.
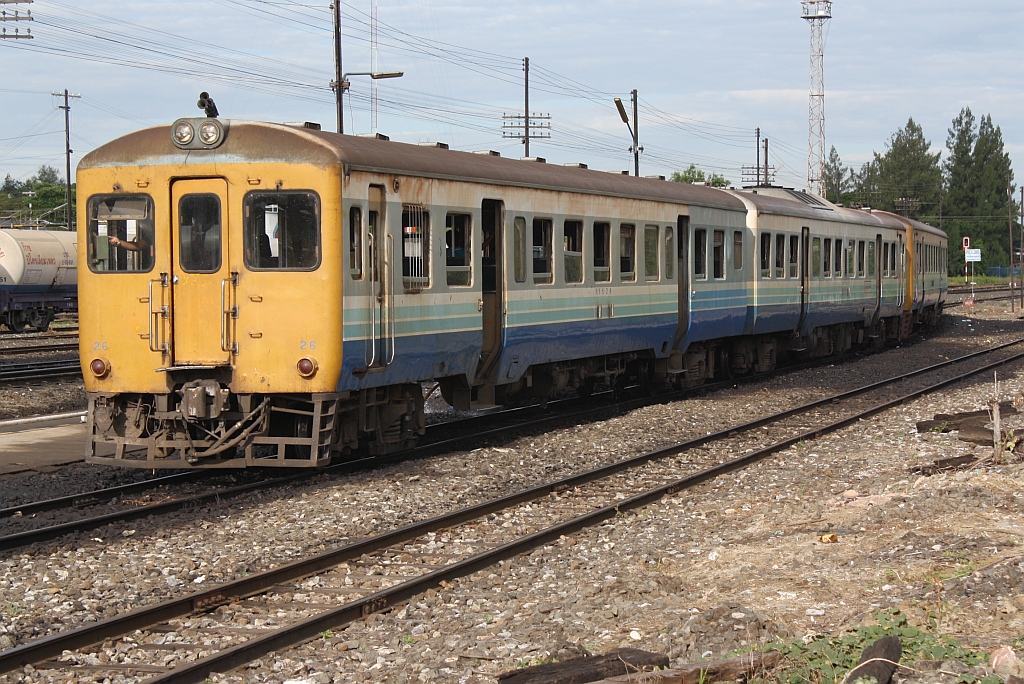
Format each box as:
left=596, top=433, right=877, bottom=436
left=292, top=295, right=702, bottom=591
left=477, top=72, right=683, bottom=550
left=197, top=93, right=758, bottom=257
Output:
left=243, top=191, right=321, bottom=271
left=86, top=195, right=155, bottom=273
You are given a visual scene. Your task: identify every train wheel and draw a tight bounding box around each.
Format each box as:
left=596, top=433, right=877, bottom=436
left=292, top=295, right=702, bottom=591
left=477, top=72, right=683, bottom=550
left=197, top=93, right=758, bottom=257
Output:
left=29, top=308, right=50, bottom=332
left=9, top=312, right=28, bottom=333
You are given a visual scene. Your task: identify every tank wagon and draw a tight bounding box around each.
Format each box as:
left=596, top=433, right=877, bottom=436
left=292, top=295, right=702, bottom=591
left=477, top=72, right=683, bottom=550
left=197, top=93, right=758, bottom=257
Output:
left=0, top=228, right=78, bottom=332
left=76, top=117, right=946, bottom=469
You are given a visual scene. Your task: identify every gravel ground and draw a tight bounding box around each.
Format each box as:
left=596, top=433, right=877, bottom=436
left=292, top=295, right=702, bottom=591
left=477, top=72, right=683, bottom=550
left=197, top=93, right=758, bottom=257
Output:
left=1, top=313, right=1023, bottom=683
left=0, top=329, right=83, bottom=422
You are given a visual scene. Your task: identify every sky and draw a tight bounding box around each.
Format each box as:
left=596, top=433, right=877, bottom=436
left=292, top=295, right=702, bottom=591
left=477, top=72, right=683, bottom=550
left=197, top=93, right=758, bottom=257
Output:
left=2, top=0, right=1023, bottom=191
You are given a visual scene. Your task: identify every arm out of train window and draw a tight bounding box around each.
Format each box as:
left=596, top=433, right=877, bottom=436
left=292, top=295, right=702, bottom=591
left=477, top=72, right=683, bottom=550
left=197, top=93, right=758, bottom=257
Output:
left=87, top=194, right=155, bottom=273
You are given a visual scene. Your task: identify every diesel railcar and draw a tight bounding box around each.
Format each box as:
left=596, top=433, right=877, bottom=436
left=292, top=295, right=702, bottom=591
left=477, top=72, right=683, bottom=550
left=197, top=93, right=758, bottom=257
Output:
left=76, top=117, right=946, bottom=469
left=0, top=228, right=78, bottom=331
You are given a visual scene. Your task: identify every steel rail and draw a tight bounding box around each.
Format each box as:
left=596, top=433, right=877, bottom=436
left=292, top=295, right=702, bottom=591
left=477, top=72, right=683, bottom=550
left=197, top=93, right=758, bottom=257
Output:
left=2, top=338, right=1021, bottom=677
left=0, top=359, right=81, bottom=382
left=0, top=342, right=78, bottom=357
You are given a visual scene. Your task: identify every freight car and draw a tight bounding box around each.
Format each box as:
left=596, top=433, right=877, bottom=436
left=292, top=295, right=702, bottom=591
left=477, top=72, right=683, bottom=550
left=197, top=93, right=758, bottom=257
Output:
left=0, top=228, right=78, bottom=332
left=76, top=117, right=946, bottom=469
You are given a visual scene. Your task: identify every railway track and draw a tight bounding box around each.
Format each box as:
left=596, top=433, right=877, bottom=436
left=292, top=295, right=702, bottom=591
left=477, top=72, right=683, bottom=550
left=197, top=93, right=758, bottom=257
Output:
left=2, top=338, right=1023, bottom=681
left=0, top=358, right=81, bottom=382
left=0, top=341, right=78, bottom=357
left=0, top=339, right=927, bottom=550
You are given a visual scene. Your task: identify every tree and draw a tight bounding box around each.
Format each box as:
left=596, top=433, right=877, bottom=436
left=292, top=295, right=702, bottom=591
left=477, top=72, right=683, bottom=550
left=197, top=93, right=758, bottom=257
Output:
left=872, top=118, right=942, bottom=222
left=670, top=164, right=730, bottom=188
left=31, top=165, right=64, bottom=186
left=942, top=108, right=1015, bottom=273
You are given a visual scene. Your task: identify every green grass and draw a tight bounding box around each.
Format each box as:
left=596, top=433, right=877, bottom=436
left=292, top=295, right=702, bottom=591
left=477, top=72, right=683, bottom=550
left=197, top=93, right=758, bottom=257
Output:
left=752, top=610, right=1003, bottom=684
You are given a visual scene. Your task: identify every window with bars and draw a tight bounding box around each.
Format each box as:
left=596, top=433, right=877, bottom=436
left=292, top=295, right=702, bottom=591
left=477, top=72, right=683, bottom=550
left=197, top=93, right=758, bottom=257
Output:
left=402, top=204, right=429, bottom=291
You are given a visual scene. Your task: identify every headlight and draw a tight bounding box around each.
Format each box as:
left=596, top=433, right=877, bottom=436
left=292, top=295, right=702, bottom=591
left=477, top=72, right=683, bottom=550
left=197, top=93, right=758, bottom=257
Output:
left=199, top=121, right=221, bottom=145
left=90, top=358, right=110, bottom=378
left=172, top=121, right=194, bottom=145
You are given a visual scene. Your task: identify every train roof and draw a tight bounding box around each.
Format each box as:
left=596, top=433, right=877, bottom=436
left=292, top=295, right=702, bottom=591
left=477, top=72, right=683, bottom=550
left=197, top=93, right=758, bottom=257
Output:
left=80, top=120, right=746, bottom=212
left=80, top=120, right=946, bottom=239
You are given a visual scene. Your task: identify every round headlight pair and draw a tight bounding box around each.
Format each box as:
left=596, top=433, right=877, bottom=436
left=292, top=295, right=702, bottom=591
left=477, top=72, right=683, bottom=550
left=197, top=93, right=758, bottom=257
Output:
left=171, top=119, right=222, bottom=147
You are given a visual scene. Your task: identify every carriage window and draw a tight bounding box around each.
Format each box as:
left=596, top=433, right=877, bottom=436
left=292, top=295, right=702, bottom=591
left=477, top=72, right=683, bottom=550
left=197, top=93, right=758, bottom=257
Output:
left=693, top=228, right=707, bottom=280
left=349, top=206, right=363, bottom=279
left=179, top=194, right=221, bottom=273
left=620, top=224, right=636, bottom=281
left=857, top=240, right=865, bottom=277
left=812, top=237, right=822, bottom=277
left=760, top=232, right=771, bottom=278
left=775, top=233, right=785, bottom=279
left=823, top=238, right=832, bottom=277
left=891, top=242, right=897, bottom=274
left=789, top=235, right=799, bottom=279
left=594, top=222, right=611, bottom=282
left=446, top=213, right=471, bottom=286
left=713, top=230, right=725, bottom=279
left=847, top=239, right=855, bottom=278
left=834, top=239, right=843, bottom=277
left=533, top=218, right=553, bottom=284
left=244, top=191, right=320, bottom=271
left=86, top=194, right=155, bottom=273
left=513, top=217, right=526, bottom=283
left=882, top=243, right=889, bottom=277
left=665, top=227, right=674, bottom=280
left=645, top=225, right=660, bottom=281
left=402, top=204, right=429, bottom=291
left=564, top=220, right=583, bottom=284
left=868, top=241, right=876, bottom=277
left=733, top=231, right=743, bottom=270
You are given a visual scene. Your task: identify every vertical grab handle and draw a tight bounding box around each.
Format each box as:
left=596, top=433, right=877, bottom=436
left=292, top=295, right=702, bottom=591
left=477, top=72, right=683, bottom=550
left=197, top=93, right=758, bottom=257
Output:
left=386, top=233, right=396, bottom=365
left=366, top=233, right=378, bottom=368
left=148, top=272, right=169, bottom=353
left=221, top=271, right=239, bottom=354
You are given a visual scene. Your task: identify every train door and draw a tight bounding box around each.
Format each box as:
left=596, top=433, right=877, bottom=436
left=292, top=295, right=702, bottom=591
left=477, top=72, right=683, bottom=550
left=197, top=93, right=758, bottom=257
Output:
left=365, top=184, right=392, bottom=368
left=673, top=215, right=690, bottom=347
left=873, top=234, right=882, bottom=318
left=475, top=199, right=504, bottom=383
left=897, top=234, right=906, bottom=308
left=170, top=178, right=231, bottom=365
left=797, top=226, right=810, bottom=332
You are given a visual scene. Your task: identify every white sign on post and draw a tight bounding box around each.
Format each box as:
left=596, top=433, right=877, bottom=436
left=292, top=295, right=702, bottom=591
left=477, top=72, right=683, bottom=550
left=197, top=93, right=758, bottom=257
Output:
left=965, top=249, right=982, bottom=263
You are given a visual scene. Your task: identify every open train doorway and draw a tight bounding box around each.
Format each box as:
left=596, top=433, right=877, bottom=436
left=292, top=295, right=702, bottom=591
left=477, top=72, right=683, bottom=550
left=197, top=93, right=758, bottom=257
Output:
left=475, top=199, right=504, bottom=391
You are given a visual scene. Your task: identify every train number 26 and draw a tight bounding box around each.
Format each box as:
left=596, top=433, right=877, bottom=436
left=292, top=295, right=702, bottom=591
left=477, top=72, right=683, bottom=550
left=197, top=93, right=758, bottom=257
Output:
left=299, top=340, right=317, bottom=350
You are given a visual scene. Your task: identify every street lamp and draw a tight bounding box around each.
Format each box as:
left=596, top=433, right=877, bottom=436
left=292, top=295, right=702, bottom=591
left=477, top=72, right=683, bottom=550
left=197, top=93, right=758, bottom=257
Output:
left=613, top=90, right=642, bottom=176
left=331, top=71, right=404, bottom=134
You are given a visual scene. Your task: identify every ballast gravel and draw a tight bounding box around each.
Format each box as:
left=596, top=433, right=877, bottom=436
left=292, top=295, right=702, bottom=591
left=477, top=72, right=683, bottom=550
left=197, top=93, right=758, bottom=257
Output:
left=1, top=313, right=1023, bottom=683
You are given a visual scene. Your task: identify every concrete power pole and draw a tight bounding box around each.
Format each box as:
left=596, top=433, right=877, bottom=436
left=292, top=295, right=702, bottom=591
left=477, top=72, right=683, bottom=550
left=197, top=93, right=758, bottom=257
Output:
left=802, top=1, right=831, bottom=197
left=52, top=89, right=80, bottom=229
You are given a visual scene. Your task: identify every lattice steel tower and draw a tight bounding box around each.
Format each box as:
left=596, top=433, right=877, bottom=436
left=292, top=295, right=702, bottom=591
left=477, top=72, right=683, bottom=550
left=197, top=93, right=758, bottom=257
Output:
left=802, top=0, right=831, bottom=196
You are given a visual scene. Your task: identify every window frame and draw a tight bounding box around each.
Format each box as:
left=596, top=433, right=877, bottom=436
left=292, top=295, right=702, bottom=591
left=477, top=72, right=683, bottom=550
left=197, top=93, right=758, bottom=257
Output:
left=445, top=212, right=472, bottom=287
left=760, top=232, right=771, bottom=279
left=867, top=241, right=876, bottom=277
left=513, top=217, right=527, bottom=283
left=733, top=231, right=743, bottom=270
left=243, top=190, right=322, bottom=272
left=775, top=233, right=786, bottom=279
left=823, top=237, right=832, bottom=277
left=593, top=221, right=611, bottom=282
left=532, top=217, right=553, bottom=284
left=563, top=219, right=584, bottom=284
left=811, top=237, right=822, bottom=277
left=693, top=228, right=708, bottom=280
left=644, top=224, right=660, bottom=281
left=619, top=224, right=636, bottom=282
left=788, top=234, right=799, bottom=279
left=712, top=229, right=725, bottom=280
left=401, top=203, right=430, bottom=292
left=85, top=193, right=156, bottom=274
left=664, top=226, right=674, bottom=280
left=349, top=205, right=363, bottom=280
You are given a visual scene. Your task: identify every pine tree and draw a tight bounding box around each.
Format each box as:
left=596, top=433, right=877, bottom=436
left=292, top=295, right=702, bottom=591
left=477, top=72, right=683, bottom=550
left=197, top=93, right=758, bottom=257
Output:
left=873, top=118, right=941, bottom=221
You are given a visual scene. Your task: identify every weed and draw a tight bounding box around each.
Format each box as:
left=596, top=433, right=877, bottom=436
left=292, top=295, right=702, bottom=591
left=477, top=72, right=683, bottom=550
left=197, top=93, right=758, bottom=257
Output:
left=319, top=630, right=334, bottom=640
left=401, top=634, right=415, bottom=645
left=484, top=614, right=493, bottom=624
left=515, top=656, right=558, bottom=669
left=3, top=604, right=19, bottom=617
left=752, top=610, right=1003, bottom=684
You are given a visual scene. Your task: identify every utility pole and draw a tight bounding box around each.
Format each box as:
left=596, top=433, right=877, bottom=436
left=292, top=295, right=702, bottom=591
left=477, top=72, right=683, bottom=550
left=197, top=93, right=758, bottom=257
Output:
left=331, top=1, right=343, bottom=133
left=763, top=138, right=770, bottom=187
left=802, top=0, right=831, bottom=196
left=756, top=128, right=761, bottom=186
left=1009, top=173, right=1015, bottom=312
left=52, top=89, right=80, bottom=229
left=502, top=58, right=551, bottom=157
left=0, top=0, right=33, bottom=40
left=612, top=90, right=642, bottom=176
